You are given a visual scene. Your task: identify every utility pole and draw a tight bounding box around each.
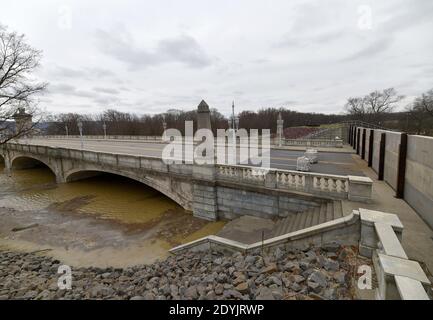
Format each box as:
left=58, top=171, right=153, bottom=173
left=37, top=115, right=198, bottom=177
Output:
left=231, top=101, right=236, bottom=164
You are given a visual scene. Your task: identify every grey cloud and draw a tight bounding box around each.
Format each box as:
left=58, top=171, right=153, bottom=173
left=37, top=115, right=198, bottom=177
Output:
left=73, top=90, right=96, bottom=98
left=51, top=66, right=86, bottom=78
left=340, top=36, right=393, bottom=62
left=47, top=83, right=76, bottom=94
left=48, top=83, right=98, bottom=99
left=87, top=68, right=116, bottom=78
left=281, top=100, right=298, bottom=105
left=380, top=0, right=433, bottom=33
left=277, top=29, right=345, bottom=48
left=93, top=96, right=120, bottom=105
left=157, top=35, right=211, bottom=68
left=95, top=28, right=212, bottom=69
left=49, top=66, right=117, bottom=81
left=93, top=87, right=120, bottom=95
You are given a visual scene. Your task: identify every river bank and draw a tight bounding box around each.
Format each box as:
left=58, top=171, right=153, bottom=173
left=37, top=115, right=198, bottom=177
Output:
left=0, top=205, right=225, bottom=267
left=0, top=242, right=362, bottom=300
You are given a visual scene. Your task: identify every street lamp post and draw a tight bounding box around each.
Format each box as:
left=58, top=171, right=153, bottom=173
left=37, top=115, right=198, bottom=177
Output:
left=162, top=117, right=167, bottom=140
left=103, top=122, right=107, bottom=140
left=231, top=101, right=237, bottom=164
left=77, top=120, right=84, bottom=149
left=65, top=124, right=69, bottom=137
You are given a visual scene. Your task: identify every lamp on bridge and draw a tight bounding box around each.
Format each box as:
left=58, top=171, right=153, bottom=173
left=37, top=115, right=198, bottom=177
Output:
left=277, top=112, right=284, bottom=147
left=77, top=120, right=84, bottom=149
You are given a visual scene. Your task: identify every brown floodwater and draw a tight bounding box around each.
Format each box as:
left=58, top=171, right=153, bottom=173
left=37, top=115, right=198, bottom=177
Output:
left=0, top=161, right=225, bottom=266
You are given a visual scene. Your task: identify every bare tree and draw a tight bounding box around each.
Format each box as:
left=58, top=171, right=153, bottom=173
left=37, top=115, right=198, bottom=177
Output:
left=404, top=89, right=433, bottom=135
left=405, top=105, right=426, bottom=135
left=344, top=88, right=404, bottom=124
left=345, top=97, right=366, bottom=119
left=414, top=89, right=433, bottom=117
left=0, top=24, right=47, bottom=144
left=364, top=88, right=404, bottom=114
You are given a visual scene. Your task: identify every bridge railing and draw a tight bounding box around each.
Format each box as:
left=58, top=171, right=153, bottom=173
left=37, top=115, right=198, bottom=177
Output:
left=5, top=142, right=372, bottom=201
left=34, top=135, right=344, bottom=148
left=276, top=138, right=343, bottom=148
left=5, top=142, right=194, bottom=176
left=216, top=164, right=372, bottom=201
left=36, top=135, right=163, bottom=141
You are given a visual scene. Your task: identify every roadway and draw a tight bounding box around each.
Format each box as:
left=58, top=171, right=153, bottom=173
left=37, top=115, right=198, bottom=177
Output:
left=16, top=138, right=364, bottom=176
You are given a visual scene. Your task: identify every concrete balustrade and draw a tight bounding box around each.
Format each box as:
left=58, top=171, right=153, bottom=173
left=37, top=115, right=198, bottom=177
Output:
left=216, top=164, right=372, bottom=202
left=358, top=208, right=431, bottom=300
left=277, top=138, right=344, bottom=148
left=38, top=135, right=163, bottom=141
left=36, top=135, right=344, bottom=148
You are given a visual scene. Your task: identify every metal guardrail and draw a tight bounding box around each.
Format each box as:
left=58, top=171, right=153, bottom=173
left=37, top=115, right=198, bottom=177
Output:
left=342, top=120, right=396, bottom=131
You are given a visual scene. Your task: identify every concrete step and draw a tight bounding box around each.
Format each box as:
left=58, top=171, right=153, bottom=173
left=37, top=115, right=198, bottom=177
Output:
left=326, top=201, right=334, bottom=221
left=272, top=214, right=296, bottom=237
left=333, top=200, right=343, bottom=219
left=273, top=217, right=285, bottom=236
left=283, top=215, right=295, bottom=234
left=297, top=211, right=309, bottom=230
left=285, top=214, right=297, bottom=234
left=319, top=202, right=327, bottom=224
left=311, top=206, right=321, bottom=226
left=271, top=200, right=344, bottom=237
left=277, top=216, right=289, bottom=236
left=304, top=208, right=315, bottom=229
left=290, top=213, right=303, bottom=232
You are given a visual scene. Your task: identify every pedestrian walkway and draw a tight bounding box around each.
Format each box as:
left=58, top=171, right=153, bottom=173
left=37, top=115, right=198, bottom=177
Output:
left=343, top=155, right=433, bottom=278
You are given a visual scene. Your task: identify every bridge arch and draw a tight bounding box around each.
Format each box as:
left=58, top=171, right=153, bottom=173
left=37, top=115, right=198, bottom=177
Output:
left=64, top=168, right=190, bottom=210
left=10, top=155, right=58, bottom=179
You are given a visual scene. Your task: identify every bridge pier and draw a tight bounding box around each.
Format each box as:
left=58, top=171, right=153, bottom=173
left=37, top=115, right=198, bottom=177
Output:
left=192, top=163, right=218, bottom=221
left=2, top=152, right=12, bottom=175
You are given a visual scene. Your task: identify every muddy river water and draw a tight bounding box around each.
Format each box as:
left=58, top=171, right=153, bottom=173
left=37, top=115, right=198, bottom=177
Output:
left=0, top=161, right=225, bottom=267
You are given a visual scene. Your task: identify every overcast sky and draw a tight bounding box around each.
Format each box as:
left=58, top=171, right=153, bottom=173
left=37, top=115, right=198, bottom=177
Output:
left=1, top=0, right=433, bottom=116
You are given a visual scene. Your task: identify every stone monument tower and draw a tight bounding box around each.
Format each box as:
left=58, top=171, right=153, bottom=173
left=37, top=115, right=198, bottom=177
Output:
left=13, top=107, right=33, bottom=137
left=196, top=100, right=212, bottom=133
left=277, top=112, right=284, bottom=146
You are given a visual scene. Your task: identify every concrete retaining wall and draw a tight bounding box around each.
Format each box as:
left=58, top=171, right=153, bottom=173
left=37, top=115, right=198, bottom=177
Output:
left=170, top=210, right=361, bottom=255
left=352, top=126, right=433, bottom=229
left=405, top=135, right=433, bottom=228
left=216, top=186, right=321, bottom=219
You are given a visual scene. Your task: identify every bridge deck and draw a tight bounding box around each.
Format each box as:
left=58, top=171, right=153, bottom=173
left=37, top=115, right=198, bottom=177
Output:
left=16, top=138, right=363, bottom=176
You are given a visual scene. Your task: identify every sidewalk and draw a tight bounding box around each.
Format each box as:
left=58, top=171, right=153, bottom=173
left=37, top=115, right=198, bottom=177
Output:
left=342, top=155, right=433, bottom=277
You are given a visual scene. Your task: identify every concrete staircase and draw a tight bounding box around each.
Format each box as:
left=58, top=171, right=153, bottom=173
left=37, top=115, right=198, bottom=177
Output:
left=272, top=200, right=344, bottom=237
